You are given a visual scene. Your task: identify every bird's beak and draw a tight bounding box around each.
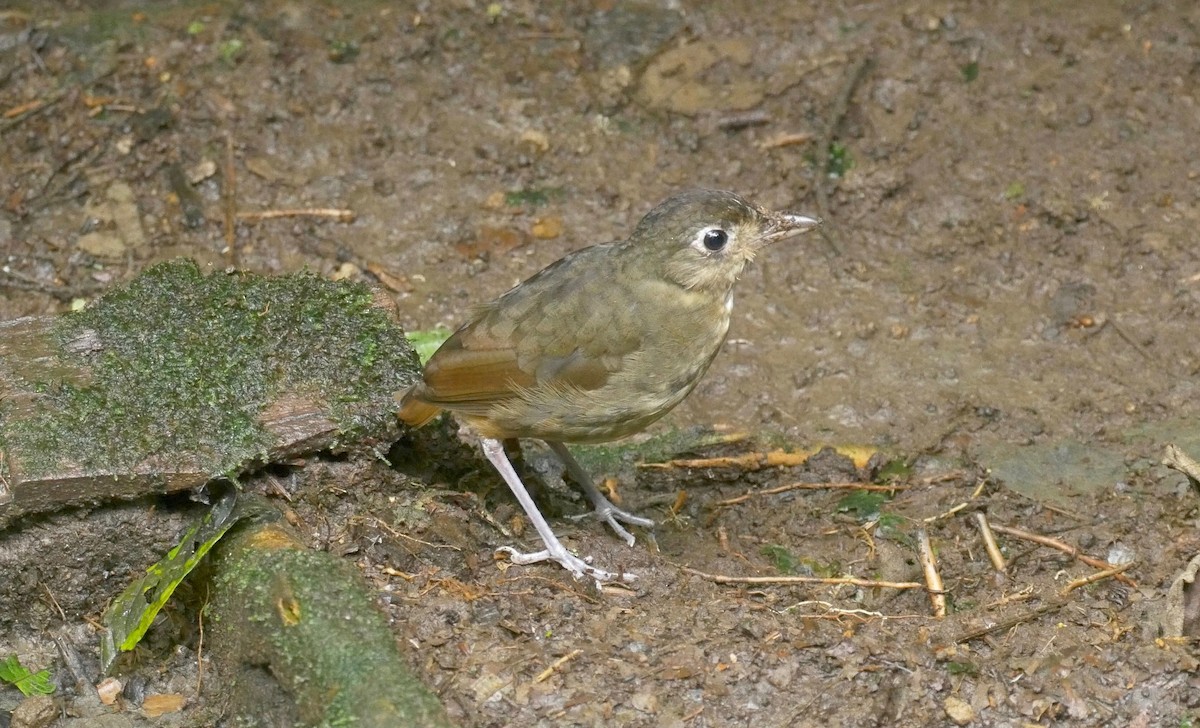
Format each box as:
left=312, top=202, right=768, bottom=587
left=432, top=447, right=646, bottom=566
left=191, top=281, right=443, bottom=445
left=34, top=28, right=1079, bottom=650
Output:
left=761, top=212, right=822, bottom=244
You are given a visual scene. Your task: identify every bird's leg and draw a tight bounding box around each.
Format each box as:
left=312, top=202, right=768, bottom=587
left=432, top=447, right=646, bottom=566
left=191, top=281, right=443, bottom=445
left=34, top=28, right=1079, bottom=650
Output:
left=545, top=441, right=655, bottom=548
left=480, top=437, right=632, bottom=583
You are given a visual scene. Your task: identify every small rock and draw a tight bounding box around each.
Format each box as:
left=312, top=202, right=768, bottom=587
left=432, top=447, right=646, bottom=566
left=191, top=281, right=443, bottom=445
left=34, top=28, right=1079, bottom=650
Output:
left=96, top=676, right=123, bottom=705
left=11, top=695, right=57, bottom=728
left=629, top=690, right=658, bottom=713
left=78, top=181, right=146, bottom=257
left=187, top=158, right=218, bottom=184
left=519, top=129, right=550, bottom=152
left=944, top=695, right=975, bottom=725
left=331, top=262, right=361, bottom=281
left=77, top=230, right=126, bottom=258
left=482, top=191, right=507, bottom=210
left=531, top=216, right=563, bottom=239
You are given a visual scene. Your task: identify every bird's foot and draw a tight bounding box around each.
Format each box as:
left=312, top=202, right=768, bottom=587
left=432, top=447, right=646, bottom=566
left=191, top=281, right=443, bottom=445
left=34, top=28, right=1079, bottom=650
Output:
left=545, top=441, right=655, bottom=548
left=481, top=437, right=636, bottom=584
left=566, top=498, right=655, bottom=548
left=496, top=544, right=634, bottom=584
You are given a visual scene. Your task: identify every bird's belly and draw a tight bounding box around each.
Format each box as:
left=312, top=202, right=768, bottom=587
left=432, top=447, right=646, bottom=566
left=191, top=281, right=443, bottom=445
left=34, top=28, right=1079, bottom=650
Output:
left=477, top=311, right=730, bottom=443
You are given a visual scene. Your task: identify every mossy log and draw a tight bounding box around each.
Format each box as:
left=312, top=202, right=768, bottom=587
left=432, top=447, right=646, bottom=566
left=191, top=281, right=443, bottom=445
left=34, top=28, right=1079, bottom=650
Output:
left=210, top=517, right=456, bottom=727
left=0, top=260, right=420, bottom=529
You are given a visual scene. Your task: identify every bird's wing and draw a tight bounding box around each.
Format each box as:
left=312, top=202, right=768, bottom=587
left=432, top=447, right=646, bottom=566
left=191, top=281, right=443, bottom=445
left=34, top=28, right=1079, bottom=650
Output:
left=414, top=245, right=641, bottom=412
left=418, top=326, right=536, bottom=407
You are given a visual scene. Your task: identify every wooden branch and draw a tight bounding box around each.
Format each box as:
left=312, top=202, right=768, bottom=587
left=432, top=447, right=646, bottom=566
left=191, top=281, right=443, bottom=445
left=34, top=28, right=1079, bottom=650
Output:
left=989, top=523, right=1137, bottom=587
left=712, top=480, right=907, bottom=508
left=681, top=566, right=928, bottom=591
left=916, top=529, right=946, bottom=617
left=973, top=512, right=1007, bottom=573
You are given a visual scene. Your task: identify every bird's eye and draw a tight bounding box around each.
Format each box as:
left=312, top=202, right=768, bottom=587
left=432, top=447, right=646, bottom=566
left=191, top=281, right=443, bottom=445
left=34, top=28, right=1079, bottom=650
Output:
left=702, top=228, right=729, bottom=252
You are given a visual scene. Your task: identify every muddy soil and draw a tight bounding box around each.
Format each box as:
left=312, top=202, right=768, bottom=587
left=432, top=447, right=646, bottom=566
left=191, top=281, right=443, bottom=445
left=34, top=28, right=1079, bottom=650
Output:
left=2, top=1, right=1200, bottom=726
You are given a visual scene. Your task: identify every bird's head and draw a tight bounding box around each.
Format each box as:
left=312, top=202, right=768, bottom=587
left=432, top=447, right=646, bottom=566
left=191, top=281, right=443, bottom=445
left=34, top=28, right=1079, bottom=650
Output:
left=627, top=189, right=821, bottom=292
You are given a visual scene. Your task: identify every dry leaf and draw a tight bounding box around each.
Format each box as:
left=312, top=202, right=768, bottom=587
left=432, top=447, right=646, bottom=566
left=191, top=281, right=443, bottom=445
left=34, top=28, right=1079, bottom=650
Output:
left=142, top=693, right=186, bottom=716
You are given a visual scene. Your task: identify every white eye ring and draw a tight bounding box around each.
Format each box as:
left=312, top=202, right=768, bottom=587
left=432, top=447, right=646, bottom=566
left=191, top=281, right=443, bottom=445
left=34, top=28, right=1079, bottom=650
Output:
left=691, top=226, right=730, bottom=254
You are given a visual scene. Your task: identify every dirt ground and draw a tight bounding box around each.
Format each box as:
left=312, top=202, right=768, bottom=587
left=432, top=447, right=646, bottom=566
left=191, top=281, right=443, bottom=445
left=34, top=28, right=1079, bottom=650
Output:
left=2, top=0, right=1200, bottom=726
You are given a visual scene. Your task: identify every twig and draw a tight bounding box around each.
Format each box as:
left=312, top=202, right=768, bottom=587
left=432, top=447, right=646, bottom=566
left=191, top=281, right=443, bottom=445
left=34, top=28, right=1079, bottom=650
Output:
left=973, top=512, right=1007, bottom=573
left=813, top=55, right=874, bottom=256
left=680, top=566, right=928, bottom=591
left=713, top=480, right=907, bottom=508
left=223, top=132, right=237, bottom=265
left=983, top=585, right=1034, bottom=610
left=715, top=110, right=771, bottom=131
left=1163, top=444, right=1200, bottom=487
left=778, top=601, right=924, bottom=622
left=923, top=479, right=987, bottom=522
left=989, top=523, right=1137, bottom=587
left=0, top=451, right=10, bottom=501
left=237, top=208, right=357, bottom=222
left=534, top=649, right=583, bottom=683
left=0, top=87, right=68, bottom=134
left=54, top=632, right=101, bottom=701
left=3, top=99, right=43, bottom=118
left=916, top=529, right=946, bottom=617
left=360, top=515, right=462, bottom=551
left=640, top=449, right=809, bottom=471
left=955, top=598, right=1069, bottom=643
left=757, top=131, right=814, bottom=150
left=40, top=582, right=66, bottom=622
left=1058, top=561, right=1134, bottom=596
left=1104, top=318, right=1153, bottom=361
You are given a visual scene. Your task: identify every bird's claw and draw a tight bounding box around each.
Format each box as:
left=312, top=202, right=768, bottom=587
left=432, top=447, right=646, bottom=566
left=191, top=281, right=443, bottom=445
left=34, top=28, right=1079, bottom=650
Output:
left=566, top=504, right=655, bottom=548
left=496, top=545, right=635, bottom=584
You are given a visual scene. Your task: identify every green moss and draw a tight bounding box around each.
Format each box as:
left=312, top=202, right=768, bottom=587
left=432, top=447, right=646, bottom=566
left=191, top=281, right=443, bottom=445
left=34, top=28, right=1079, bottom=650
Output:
left=2, top=260, right=418, bottom=478
left=212, top=521, right=453, bottom=726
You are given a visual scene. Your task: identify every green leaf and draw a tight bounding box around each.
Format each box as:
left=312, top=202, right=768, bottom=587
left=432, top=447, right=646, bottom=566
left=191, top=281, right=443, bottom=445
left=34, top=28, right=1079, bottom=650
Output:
left=100, top=489, right=244, bottom=673
left=504, top=187, right=562, bottom=207
left=761, top=544, right=798, bottom=574
left=961, top=61, right=980, bottom=82
left=0, top=655, right=55, bottom=696
left=406, top=326, right=452, bottom=365
left=873, top=458, right=913, bottom=483
left=826, top=142, right=853, bottom=178
left=218, top=38, right=244, bottom=65
left=836, top=490, right=887, bottom=520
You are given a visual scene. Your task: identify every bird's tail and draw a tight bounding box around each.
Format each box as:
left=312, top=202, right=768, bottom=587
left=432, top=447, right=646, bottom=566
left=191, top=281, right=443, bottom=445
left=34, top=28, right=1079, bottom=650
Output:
left=395, top=386, right=443, bottom=427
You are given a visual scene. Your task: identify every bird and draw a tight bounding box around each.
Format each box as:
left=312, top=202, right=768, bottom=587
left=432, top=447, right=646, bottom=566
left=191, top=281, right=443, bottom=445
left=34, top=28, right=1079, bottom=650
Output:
left=398, top=189, right=821, bottom=583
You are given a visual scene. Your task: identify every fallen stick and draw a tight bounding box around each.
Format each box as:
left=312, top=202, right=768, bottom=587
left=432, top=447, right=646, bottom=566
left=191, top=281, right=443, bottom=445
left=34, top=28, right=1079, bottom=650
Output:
left=922, top=479, right=987, bottom=522
left=534, top=649, right=583, bottom=684
left=713, top=480, right=907, bottom=508
left=1059, top=561, right=1134, bottom=596
left=990, top=523, right=1137, bottom=587
left=1163, top=444, right=1200, bottom=485
left=955, top=599, right=1069, bottom=643
left=237, top=208, right=357, bottom=222
left=680, top=566, right=929, bottom=591
left=973, top=512, right=1007, bottom=574
left=916, top=529, right=946, bottom=617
